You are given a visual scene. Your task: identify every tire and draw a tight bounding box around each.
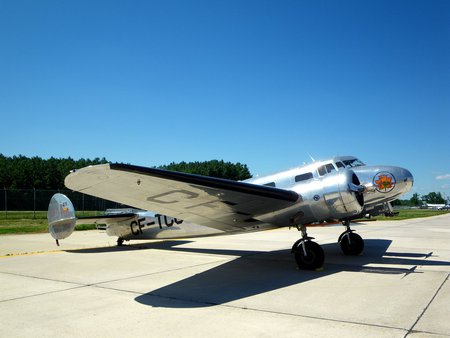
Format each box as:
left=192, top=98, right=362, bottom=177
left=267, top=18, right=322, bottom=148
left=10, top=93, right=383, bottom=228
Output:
left=340, top=232, right=364, bottom=255
left=294, top=241, right=325, bottom=270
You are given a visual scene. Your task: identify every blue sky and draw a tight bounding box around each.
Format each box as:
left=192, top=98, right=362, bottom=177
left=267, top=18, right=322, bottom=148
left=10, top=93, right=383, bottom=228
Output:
left=1, top=0, right=449, bottom=199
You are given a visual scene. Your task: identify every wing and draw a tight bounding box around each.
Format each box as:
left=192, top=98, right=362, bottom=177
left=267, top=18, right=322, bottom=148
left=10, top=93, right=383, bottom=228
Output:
left=65, top=163, right=300, bottom=232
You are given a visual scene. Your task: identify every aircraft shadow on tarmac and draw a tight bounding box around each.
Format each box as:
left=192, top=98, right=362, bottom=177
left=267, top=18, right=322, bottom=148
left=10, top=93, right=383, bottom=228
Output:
left=122, top=239, right=450, bottom=308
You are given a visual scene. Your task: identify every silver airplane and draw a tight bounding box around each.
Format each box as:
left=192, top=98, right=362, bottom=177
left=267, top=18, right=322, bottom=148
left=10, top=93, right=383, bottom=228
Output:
left=48, top=155, right=413, bottom=270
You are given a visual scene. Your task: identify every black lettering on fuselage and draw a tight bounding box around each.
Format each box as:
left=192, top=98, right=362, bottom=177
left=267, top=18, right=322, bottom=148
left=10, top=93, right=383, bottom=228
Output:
left=130, top=215, right=184, bottom=235
left=130, top=220, right=140, bottom=235
left=164, top=216, right=174, bottom=227
left=155, top=214, right=183, bottom=229
left=130, top=218, right=145, bottom=235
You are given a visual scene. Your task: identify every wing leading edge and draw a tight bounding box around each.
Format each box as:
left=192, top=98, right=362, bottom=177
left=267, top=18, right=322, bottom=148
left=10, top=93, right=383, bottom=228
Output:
left=65, top=163, right=301, bottom=232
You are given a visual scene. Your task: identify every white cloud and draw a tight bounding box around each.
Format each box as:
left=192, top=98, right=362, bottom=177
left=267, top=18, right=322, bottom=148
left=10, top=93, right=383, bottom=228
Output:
left=436, top=174, right=450, bottom=180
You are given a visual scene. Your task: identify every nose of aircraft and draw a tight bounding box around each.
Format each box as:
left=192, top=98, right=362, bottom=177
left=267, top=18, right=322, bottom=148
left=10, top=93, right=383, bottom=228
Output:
left=397, top=167, right=414, bottom=194
left=352, top=165, right=414, bottom=202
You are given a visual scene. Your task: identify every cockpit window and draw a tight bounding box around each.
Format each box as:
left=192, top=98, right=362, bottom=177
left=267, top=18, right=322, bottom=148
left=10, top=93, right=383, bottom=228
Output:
left=342, top=159, right=365, bottom=168
left=318, top=163, right=338, bottom=176
left=336, top=161, right=345, bottom=169
left=318, top=165, right=327, bottom=176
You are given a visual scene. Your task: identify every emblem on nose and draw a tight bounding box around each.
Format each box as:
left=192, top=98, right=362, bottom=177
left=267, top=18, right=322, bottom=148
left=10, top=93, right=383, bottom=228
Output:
left=374, top=172, right=396, bottom=193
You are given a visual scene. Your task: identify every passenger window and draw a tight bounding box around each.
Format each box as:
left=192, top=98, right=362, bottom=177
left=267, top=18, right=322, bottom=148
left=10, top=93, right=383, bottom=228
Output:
left=295, top=172, right=313, bottom=182
left=326, top=164, right=336, bottom=173
left=263, top=182, right=276, bottom=187
left=318, top=165, right=327, bottom=176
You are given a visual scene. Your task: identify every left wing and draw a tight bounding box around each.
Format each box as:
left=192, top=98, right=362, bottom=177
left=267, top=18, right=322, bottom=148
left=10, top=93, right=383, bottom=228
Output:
left=65, top=163, right=301, bottom=232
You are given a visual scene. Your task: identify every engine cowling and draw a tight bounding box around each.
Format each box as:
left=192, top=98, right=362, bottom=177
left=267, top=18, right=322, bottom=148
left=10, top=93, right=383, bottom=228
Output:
left=321, top=169, right=364, bottom=220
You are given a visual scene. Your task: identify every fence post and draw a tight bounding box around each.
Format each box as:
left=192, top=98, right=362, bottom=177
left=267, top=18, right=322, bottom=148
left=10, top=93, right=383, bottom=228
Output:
left=4, top=188, right=7, bottom=219
left=33, top=188, right=36, bottom=219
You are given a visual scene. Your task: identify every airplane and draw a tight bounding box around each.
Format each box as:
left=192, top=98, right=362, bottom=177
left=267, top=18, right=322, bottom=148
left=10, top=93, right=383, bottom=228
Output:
left=48, top=155, right=413, bottom=270
left=421, top=203, right=446, bottom=210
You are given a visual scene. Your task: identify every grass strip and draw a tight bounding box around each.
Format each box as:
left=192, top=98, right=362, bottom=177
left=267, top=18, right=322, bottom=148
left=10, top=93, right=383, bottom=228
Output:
left=0, top=209, right=448, bottom=235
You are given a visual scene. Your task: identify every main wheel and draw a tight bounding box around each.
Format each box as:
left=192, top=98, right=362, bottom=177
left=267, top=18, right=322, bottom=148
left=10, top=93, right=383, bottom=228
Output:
left=340, top=232, right=364, bottom=255
left=294, top=241, right=324, bottom=270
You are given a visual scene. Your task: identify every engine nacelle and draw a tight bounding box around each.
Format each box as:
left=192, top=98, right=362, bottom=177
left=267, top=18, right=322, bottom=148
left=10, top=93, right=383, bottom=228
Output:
left=288, top=169, right=365, bottom=225
left=321, top=169, right=364, bottom=220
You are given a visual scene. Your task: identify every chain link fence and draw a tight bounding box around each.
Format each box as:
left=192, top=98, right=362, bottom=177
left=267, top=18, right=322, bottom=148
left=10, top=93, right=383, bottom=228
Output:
left=0, top=189, right=123, bottom=218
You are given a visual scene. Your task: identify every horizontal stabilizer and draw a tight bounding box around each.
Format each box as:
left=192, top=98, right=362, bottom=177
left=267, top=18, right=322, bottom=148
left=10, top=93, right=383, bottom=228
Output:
left=77, top=213, right=136, bottom=224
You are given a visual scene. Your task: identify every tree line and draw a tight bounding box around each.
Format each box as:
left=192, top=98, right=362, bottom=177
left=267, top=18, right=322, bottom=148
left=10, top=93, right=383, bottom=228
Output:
left=1, top=154, right=445, bottom=206
left=0, top=154, right=109, bottom=189
left=0, top=154, right=252, bottom=190
left=393, top=192, right=447, bottom=206
left=159, top=160, right=252, bottom=181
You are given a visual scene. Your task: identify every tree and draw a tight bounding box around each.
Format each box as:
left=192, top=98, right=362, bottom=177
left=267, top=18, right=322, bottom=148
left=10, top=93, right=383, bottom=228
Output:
left=0, top=154, right=108, bottom=189
left=410, top=193, right=421, bottom=206
left=159, top=160, right=252, bottom=181
left=0, top=155, right=253, bottom=188
left=422, top=192, right=445, bottom=204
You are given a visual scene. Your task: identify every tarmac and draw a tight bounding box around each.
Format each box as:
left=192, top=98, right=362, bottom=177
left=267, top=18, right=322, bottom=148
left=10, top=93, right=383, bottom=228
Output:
left=0, top=214, right=449, bottom=337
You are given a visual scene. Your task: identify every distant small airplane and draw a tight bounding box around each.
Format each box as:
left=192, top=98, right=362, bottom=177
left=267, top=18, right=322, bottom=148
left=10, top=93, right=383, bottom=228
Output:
left=422, top=203, right=446, bottom=209
left=48, top=156, right=413, bottom=270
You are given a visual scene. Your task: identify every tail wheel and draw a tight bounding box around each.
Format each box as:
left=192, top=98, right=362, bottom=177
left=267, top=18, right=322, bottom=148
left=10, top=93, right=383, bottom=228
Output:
left=294, top=241, right=324, bottom=270
left=340, top=232, right=364, bottom=255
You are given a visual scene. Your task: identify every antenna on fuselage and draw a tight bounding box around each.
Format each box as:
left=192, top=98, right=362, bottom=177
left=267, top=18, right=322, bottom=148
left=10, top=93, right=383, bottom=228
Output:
left=307, top=153, right=316, bottom=162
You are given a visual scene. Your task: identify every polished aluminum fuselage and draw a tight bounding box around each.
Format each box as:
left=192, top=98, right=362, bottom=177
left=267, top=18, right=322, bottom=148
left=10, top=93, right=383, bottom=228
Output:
left=245, top=156, right=413, bottom=225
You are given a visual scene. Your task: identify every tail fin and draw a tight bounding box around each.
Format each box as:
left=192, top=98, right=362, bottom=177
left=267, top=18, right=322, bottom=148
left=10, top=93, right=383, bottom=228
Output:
left=47, top=193, right=76, bottom=245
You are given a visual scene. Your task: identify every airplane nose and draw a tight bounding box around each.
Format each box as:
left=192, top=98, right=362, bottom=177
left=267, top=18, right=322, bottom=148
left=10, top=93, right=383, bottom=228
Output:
left=399, top=167, right=414, bottom=193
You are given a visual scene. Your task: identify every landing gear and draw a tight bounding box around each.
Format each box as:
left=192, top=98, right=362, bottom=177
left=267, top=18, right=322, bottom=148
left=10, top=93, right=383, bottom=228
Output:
left=338, top=220, right=364, bottom=255
left=292, top=226, right=324, bottom=270
left=117, top=237, right=124, bottom=246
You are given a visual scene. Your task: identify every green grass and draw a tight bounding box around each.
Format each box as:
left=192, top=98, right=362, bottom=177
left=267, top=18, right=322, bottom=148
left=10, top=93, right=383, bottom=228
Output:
left=0, top=209, right=448, bottom=235
left=370, top=209, right=450, bottom=221
left=0, top=211, right=99, bottom=234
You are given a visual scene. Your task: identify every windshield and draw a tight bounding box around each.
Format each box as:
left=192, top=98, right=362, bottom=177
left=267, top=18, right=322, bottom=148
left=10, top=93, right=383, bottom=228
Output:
left=342, top=159, right=365, bottom=168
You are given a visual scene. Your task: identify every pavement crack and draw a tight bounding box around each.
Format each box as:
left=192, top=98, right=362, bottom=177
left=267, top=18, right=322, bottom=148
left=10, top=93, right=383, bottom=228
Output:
left=0, top=271, right=86, bottom=286
left=404, top=273, right=449, bottom=337
left=112, top=290, right=408, bottom=334
left=92, top=258, right=232, bottom=286
left=0, top=285, right=88, bottom=303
